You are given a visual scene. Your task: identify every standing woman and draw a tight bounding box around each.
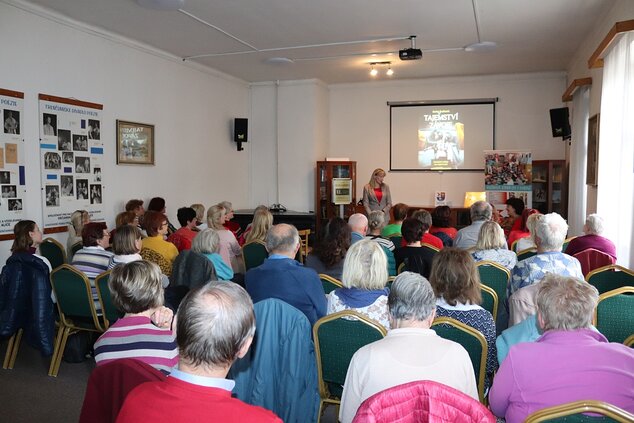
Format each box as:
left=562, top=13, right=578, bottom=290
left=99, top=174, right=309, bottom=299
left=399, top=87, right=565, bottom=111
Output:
left=362, top=168, right=392, bottom=219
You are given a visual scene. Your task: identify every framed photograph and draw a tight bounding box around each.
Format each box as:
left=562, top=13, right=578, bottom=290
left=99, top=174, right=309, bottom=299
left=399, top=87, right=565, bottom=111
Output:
left=116, top=120, right=155, bottom=165
left=586, top=114, right=599, bottom=186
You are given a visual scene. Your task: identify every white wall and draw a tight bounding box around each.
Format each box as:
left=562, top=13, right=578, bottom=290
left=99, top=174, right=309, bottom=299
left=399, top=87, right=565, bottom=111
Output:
left=328, top=73, right=567, bottom=207
left=0, top=1, right=249, bottom=264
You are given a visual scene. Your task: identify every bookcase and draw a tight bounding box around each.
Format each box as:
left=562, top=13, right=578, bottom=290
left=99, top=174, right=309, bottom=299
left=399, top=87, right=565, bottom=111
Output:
left=315, top=161, right=357, bottom=238
left=532, top=160, right=568, bottom=218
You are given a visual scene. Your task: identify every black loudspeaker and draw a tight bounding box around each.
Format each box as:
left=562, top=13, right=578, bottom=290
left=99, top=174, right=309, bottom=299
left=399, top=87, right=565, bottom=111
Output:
left=549, top=107, right=571, bottom=139
left=234, top=118, right=248, bottom=143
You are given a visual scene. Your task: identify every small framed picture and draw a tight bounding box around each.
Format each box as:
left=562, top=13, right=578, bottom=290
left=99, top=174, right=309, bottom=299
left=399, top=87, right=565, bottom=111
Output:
left=116, top=120, right=155, bottom=165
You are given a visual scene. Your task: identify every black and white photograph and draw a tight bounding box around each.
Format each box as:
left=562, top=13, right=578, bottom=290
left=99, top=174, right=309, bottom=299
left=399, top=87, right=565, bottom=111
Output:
left=61, top=175, right=74, bottom=197
left=0, top=171, right=10, bottom=184
left=75, top=156, right=90, bottom=173
left=1, top=185, right=17, bottom=198
left=43, top=113, right=57, bottom=137
left=3, top=109, right=19, bottom=135
left=94, top=167, right=101, bottom=182
left=90, top=184, right=102, bottom=204
left=45, top=185, right=59, bottom=206
left=8, top=199, right=22, bottom=211
left=62, top=151, right=74, bottom=163
left=88, top=119, right=100, bottom=140
left=72, top=134, right=88, bottom=151
left=76, top=179, right=88, bottom=200
left=44, top=152, right=62, bottom=170
left=57, top=129, right=72, bottom=151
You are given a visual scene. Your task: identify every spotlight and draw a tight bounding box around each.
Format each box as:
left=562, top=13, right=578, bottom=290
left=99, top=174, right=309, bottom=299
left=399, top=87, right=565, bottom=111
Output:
left=370, top=66, right=378, bottom=76
left=386, top=66, right=394, bottom=76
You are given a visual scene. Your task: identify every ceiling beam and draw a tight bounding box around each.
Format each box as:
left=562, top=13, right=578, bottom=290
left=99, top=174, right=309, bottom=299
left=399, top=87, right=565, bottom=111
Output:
left=562, top=77, right=592, bottom=102
left=588, top=20, right=634, bottom=69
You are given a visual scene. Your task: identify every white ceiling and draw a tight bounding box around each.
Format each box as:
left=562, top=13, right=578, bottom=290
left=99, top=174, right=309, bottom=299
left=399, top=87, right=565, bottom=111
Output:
left=24, top=0, right=615, bottom=84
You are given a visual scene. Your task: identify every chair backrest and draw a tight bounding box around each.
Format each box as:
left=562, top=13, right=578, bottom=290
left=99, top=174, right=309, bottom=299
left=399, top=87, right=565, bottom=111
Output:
left=573, top=249, right=616, bottom=277
left=50, top=264, right=104, bottom=331
left=586, top=265, right=634, bottom=295
left=524, top=400, right=634, bottom=423
left=298, top=229, right=311, bottom=262
left=476, top=261, right=510, bottom=307
left=431, top=317, right=487, bottom=403
left=561, top=236, right=577, bottom=253
left=313, top=311, right=387, bottom=399
left=480, top=284, right=499, bottom=322
left=624, top=334, right=634, bottom=347
left=510, top=239, right=520, bottom=253
left=352, top=380, right=495, bottom=423
left=95, top=270, right=119, bottom=329
left=421, top=243, right=440, bottom=253
left=593, top=286, right=634, bottom=344
left=242, top=240, right=269, bottom=271
left=320, top=274, right=343, bottom=294
left=40, top=238, right=67, bottom=269
left=517, top=248, right=538, bottom=261
left=397, top=262, right=406, bottom=274
left=169, top=250, right=217, bottom=290
left=387, top=233, right=402, bottom=247
left=70, top=241, right=83, bottom=258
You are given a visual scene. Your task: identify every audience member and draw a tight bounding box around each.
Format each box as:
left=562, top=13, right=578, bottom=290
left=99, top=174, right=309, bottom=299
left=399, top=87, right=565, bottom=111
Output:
left=502, top=197, right=525, bottom=235
left=110, top=211, right=138, bottom=239
left=219, top=200, right=241, bottom=238
left=507, top=208, right=539, bottom=249
left=93, top=261, right=177, bottom=374
left=430, top=248, right=497, bottom=388
left=243, top=207, right=273, bottom=245
left=72, top=222, right=113, bottom=281
left=125, top=199, right=145, bottom=220
left=238, top=205, right=268, bottom=245
left=116, top=283, right=282, bottom=423
left=514, top=212, right=541, bottom=252
left=348, top=213, right=368, bottom=244
left=394, top=218, right=436, bottom=278
left=140, top=211, right=179, bottom=276
left=365, top=210, right=396, bottom=275
left=565, top=214, right=617, bottom=259
left=509, top=213, right=582, bottom=296
left=207, top=204, right=241, bottom=271
left=147, top=197, right=176, bottom=235
left=108, top=225, right=143, bottom=269
left=430, top=205, right=458, bottom=241
left=490, top=275, right=634, bottom=422
left=190, top=203, right=206, bottom=229
left=339, top=272, right=477, bottom=423
left=327, top=240, right=390, bottom=329
left=167, top=207, right=198, bottom=252
left=381, top=202, right=408, bottom=237
left=410, top=209, right=443, bottom=249
left=67, top=209, right=90, bottom=255
left=305, top=217, right=350, bottom=280
left=191, top=229, right=234, bottom=281
left=245, top=224, right=326, bottom=326
left=472, top=221, right=517, bottom=272
left=11, top=220, right=51, bottom=271
left=454, top=201, right=492, bottom=249
left=362, top=168, right=392, bottom=220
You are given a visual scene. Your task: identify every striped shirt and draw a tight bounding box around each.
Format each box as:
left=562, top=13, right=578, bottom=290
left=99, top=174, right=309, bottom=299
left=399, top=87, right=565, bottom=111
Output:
left=71, top=246, right=114, bottom=312
left=94, top=315, right=178, bottom=374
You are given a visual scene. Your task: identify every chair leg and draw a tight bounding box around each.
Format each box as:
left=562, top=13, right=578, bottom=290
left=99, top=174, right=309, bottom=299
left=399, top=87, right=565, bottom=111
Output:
left=48, top=326, right=69, bottom=377
left=7, top=329, right=23, bottom=369
left=317, top=400, right=324, bottom=423
left=3, top=333, right=17, bottom=369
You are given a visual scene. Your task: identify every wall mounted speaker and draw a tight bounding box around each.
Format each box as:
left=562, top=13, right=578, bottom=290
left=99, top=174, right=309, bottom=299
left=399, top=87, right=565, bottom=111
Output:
left=234, top=118, right=248, bottom=143
left=549, top=107, right=571, bottom=139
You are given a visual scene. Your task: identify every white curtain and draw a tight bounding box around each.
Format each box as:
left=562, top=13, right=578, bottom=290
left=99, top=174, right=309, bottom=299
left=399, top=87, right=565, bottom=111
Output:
left=567, top=86, right=589, bottom=235
left=596, top=32, right=634, bottom=268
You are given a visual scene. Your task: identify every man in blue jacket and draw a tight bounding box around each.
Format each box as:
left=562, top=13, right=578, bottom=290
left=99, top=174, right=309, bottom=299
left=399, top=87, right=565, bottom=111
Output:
left=245, top=223, right=326, bottom=326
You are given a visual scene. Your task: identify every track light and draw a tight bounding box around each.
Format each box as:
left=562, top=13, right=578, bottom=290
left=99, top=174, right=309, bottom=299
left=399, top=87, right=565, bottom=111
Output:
left=370, top=66, right=378, bottom=76
left=386, top=66, right=394, bottom=76
left=368, top=61, right=393, bottom=78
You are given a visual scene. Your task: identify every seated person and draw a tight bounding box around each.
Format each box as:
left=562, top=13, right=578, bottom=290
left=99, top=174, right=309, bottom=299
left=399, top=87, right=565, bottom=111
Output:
left=207, top=204, right=241, bottom=271
left=116, top=283, right=282, bottom=423
left=381, top=202, right=408, bottom=237
left=365, top=210, right=396, bottom=275
left=410, top=209, right=443, bottom=249
left=502, top=197, right=525, bottom=236
left=454, top=201, right=492, bottom=250
left=509, top=213, right=583, bottom=296
left=305, top=217, right=350, bottom=280
left=394, top=218, right=436, bottom=278
left=191, top=228, right=234, bottom=281
left=339, top=272, right=477, bottom=423
left=109, top=211, right=138, bottom=240
left=514, top=212, right=541, bottom=252
left=190, top=203, right=206, bottom=230
left=219, top=200, right=242, bottom=238
left=489, top=275, right=634, bottom=422
left=507, top=208, right=539, bottom=249
left=72, top=222, right=113, bottom=282
left=238, top=205, right=268, bottom=245
left=167, top=207, right=198, bottom=252
left=429, top=205, right=458, bottom=242
left=93, top=261, right=177, bottom=374
left=328, top=240, right=390, bottom=329
left=565, top=213, right=617, bottom=259
left=471, top=221, right=517, bottom=271
left=245, top=224, right=326, bottom=326
left=141, top=211, right=179, bottom=276
left=348, top=213, right=368, bottom=244
left=243, top=207, right=273, bottom=245
left=431, top=248, right=497, bottom=389
left=147, top=197, right=176, bottom=235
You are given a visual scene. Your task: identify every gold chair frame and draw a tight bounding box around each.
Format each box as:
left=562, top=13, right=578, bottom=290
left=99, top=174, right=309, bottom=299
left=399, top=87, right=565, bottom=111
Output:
left=298, top=229, right=311, bottom=263
left=592, top=286, right=634, bottom=327
left=241, top=239, right=267, bottom=270
left=319, top=274, right=343, bottom=291
left=480, top=284, right=499, bottom=322
left=313, top=310, right=387, bottom=423
left=476, top=260, right=511, bottom=302
left=525, top=400, right=634, bottom=423
left=517, top=248, right=538, bottom=260
left=2, top=329, right=23, bottom=369
left=431, top=317, right=488, bottom=403
left=421, top=242, right=440, bottom=252
left=586, top=264, right=634, bottom=282
left=41, top=237, right=68, bottom=267
left=94, top=270, right=113, bottom=329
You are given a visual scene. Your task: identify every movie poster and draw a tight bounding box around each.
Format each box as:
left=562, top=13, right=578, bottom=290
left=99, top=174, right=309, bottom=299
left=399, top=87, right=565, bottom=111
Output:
left=417, top=109, right=465, bottom=170
left=0, top=88, right=26, bottom=236
left=484, top=150, right=532, bottom=220
left=39, top=94, right=104, bottom=230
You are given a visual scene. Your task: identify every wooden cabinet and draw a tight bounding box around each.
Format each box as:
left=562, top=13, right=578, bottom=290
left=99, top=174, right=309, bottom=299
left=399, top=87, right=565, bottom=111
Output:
left=532, top=160, right=568, bottom=218
left=315, top=161, right=357, bottom=237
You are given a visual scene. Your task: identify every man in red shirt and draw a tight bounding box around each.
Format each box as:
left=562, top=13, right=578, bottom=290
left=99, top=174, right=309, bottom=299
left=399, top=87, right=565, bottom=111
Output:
left=116, top=283, right=282, bottom=423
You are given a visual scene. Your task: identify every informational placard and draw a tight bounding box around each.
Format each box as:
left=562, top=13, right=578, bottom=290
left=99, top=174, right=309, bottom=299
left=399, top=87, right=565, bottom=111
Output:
left=39, top=94, right=104, bottom=231
left=332, top=178, right=352, bottom=205
left=0, top=88, right=26, bottom=238
left=484, top=150, right=532, bottom=217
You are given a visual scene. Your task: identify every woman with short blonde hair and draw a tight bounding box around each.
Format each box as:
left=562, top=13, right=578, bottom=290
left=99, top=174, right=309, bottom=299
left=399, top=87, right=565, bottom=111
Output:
left=472, top=221, right=517, bottom=271
left=206, top=205, right=241, bottom=270
left=190, top=203, right=205, bottom=228
left=67, top=209, right=90, bottom=254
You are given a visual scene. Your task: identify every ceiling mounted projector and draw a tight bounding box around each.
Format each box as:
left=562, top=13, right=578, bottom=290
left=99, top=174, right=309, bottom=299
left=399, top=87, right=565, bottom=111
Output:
left=399, top=35, right=422, bottom=61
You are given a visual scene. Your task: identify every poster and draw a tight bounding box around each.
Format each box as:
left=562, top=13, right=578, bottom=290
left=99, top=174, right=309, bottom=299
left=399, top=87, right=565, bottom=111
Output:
left=0, top=88, right=26, bottom=237
left=332, top=178, right=352, bottom=205
left=39, top=94, right=104, bottom=230
left=484, top=150, right=532, bottom=219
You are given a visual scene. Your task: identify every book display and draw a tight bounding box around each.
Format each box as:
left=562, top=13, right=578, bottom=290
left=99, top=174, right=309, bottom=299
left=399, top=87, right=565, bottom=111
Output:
left=315, top=160, right=356, bottom=238
left=532, top=160, right=568, bottom=218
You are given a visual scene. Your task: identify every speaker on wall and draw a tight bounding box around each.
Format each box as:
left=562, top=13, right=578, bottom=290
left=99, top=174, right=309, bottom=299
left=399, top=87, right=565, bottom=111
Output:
left=234, top=118, right=248, bottom=142
left=549, top=107, right=571, bottom=140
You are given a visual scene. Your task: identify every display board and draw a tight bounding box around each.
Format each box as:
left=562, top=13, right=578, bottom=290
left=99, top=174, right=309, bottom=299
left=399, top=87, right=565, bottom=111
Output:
left=0, top=88, right=26, bottom=238
left=39, top=94, right=104, bottom=231
left=484, top=150, right=532, bottom=216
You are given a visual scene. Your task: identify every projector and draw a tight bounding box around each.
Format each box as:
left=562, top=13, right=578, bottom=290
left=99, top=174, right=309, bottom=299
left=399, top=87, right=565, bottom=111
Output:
left=399, top=48, right=422, bottom=60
